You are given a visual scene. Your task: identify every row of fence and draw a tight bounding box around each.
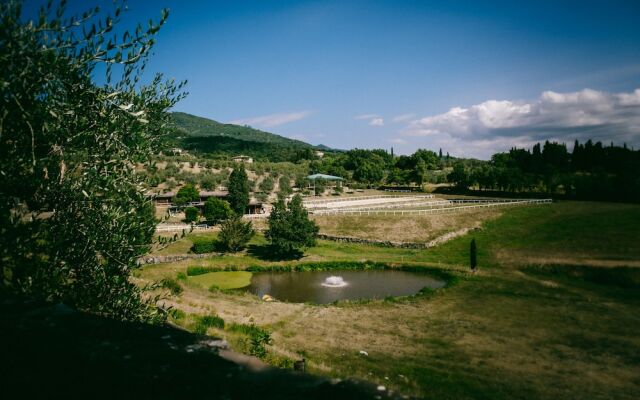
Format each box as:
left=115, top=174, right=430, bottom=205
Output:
left=303, top=194, right=434, bottom=207
left=311, top=200, right=453, bottom=212
left=310, top=199, right=552, bottom=216
left=155, top=224, right=212, bottom=233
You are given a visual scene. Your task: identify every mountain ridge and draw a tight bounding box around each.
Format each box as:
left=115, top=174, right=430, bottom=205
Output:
left=171, top=112, right=317, bottom=148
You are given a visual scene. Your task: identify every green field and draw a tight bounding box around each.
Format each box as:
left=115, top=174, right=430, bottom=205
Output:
left=140, top=201, right=640, bottom=399
left=189, top=271, right=253, bottom=290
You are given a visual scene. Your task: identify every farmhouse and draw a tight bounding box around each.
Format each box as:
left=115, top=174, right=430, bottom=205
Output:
left=231, top=155, right=253, bottom=163
left=152, top=190, right=264, bottom=214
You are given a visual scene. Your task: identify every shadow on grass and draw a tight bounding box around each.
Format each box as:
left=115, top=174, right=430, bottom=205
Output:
left=0, top=302, right=391, bottom=399
left=247, top=244, right=304, bottom=261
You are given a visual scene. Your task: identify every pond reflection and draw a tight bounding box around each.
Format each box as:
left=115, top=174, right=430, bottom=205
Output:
left=247, top=270, right=445, bottom=304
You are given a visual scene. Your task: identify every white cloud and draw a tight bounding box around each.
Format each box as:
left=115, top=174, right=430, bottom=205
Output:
left=354, top=113, right=380, bottom=120
left=618, top=88, right=640, bottom=106
left=388, top=138, right=407, bottom=144
left=403, top=88, right=640, bottom=158
left=354, top=113, right=384, bottom=126
left=230, top=110, right=312, bottom=128
left=392, top=113, right=415, bottom=123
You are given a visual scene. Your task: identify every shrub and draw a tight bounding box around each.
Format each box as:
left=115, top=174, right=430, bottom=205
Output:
left=203, top=197, right=234, bottom=224
left=470, top=238, right=477, bottom=271
left=256, top=192, right=269, bottom=202
left=249, top=329, right=272, bottom=358
left=218, top=217, right=255, bottom=252
left=313, top=178, right=327, bottom=196
left=199, top=314, right=225, bottom=329
left=170, top=309, right=186, bottom=321
left=184, top=206, right=200, bottom=223
left=278, top=175, right=293, bottom=197
left=173, top=184, right=200, bottom=206
left=190, top=237, right=216, bottom=254
left=176, top=272, right=187, bottom=281
left=186, top=266, right=219, bottom=276
left=161, top=278, right=183, bottom=295
left=227, top=323, right=272, bottom=358
left=193, top=314, right=225, bottom=335
left=259, top=176, right=275, bottom=193
left=199, top=173, right=219, bottom=190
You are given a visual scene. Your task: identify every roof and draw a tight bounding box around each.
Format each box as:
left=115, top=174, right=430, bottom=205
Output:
left=198, top=191, right=228, bottom=197
left=153, top=190, right=228, bottom=199
left=306, top=173, right=344, bottom=181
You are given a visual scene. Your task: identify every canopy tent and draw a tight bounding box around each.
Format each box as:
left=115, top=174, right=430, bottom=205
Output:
left=306, top=173, right=344, bottom=181
left=306, top=174, right=344, bottom=195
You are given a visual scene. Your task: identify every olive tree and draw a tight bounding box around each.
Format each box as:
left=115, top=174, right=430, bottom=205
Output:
left=203, top=197, right=234, bottom=224
left=0, top=1, right=186, bottom=322
left=173, top=183, right=199, bottom=206
left=218, top=217, right=255, bottom=252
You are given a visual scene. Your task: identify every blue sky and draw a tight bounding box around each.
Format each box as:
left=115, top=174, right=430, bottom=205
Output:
left=32, top=1, right=640, bottom=158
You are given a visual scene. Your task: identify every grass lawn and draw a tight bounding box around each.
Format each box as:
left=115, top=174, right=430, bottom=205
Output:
left=189, top=271, right=253, bottom=290
left=139, top=200, right=640, bottom=399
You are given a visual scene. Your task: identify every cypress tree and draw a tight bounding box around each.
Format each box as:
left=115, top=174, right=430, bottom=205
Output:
left=266, top=194, right=319, bottom=257
left=227, top=164, right=250, bottom=215
left=470, top=239, right=477, bottom=271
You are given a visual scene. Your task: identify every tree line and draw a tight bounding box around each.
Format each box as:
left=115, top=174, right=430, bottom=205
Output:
left=447, top=140, right=640, bottom=202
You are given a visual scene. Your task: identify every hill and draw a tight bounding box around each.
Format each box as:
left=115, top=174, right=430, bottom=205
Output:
left=168, top=112, right=325, bottom=162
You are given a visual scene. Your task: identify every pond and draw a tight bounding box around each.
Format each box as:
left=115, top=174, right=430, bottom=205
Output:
left=246, top=270, right=446, bottom=304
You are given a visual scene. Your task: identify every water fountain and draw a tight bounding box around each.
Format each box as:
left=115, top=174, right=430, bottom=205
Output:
left=321, top=276, right=348, bottom=288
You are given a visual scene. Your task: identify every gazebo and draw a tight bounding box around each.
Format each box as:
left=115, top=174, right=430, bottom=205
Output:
left=306, top=173, right=344, bottom=194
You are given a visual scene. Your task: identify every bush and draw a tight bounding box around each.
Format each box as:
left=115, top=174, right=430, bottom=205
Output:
left=249, top=329, right=272, bottom=358
left=278, top=175, right=293, bottom=197
left=186, top=265, right=219, bottom=276
left=259, top=176, right=275, bottom=193
left=203, top=197, right=234, bottom=224
left=173, top=184, right=200, bottom=206
left=218, top=217, right=255, bottom=252
left=199, top=314, right=225, bottom=329
left=184, top=206, right=200, bottom=223
left=190, top=237, right=216, bottom=254
left=170, top=309, right=186, bottom=321
left=176, top=272, right=187, bottom=281
left=161, top=278, right=183, bottom=295
left=313, top=178, right=327, bottom=196
left=193, top=314, right=225, bottom=335
left=227, top=323, right=272, bottom=359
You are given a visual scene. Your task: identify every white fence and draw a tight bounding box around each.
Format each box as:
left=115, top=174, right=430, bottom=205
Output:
left=310, top=199, right=552, bottom=216
left=243, top=213, right=269, bottom=219
left=304, top=194, right=434, bottom=208
left=155, top=224, right=212, bottom=233
left=312, top=200, right=454, bottom=212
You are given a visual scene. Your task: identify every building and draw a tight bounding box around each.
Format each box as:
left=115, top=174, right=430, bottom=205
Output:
left=231, top=155, right=253, bottom=164
left=152, top=190, right=263, bottom=214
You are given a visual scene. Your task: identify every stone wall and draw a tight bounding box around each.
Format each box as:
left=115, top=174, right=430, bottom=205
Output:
left=317, top=226, right=478, bottom=250
left=137, top=253, right=220, bottom=265
left=317, top=233, right=428, bottom=249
